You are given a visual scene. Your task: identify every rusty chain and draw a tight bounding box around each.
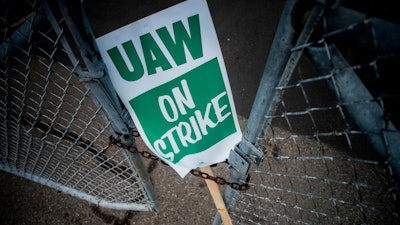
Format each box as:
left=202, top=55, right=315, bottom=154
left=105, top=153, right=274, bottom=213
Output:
left=189, top=169, right=250, bottom=191
left=109, top=135, right=162, bottom=161
left=109, top=134, right=250, bottom=191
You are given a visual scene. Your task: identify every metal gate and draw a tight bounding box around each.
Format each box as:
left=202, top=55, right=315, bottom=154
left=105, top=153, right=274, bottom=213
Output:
left=0, top=0, right=158, bottom=211
left=216, top=0, right=400, bottom=224
left=2, top=0, right=400, bottom=224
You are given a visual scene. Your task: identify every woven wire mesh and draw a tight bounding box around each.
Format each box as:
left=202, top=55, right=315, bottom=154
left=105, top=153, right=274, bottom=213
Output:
left=0, top=0, right=155, bottom=210
left=227, top=1, right=399, bottom=224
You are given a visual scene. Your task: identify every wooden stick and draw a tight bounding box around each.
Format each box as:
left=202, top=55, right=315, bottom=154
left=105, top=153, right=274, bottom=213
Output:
left=200, top=166, right=233, bottom=225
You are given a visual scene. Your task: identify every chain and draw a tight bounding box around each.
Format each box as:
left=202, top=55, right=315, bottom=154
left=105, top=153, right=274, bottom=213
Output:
left=109, top=134, right=250, bottom=191
left=190, top=169, right=250, bottom=191
left=109, top=135, right=161, bottom=161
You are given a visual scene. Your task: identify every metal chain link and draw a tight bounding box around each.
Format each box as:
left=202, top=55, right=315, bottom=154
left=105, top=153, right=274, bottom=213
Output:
left=109, top=135, right=161, bottom=161
left=190, top=169, right=250, bottom=191
left=109, top=134, right=250, bottom=191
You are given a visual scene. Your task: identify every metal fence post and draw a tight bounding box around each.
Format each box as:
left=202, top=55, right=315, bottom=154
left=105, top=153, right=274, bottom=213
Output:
left=50, top=0, right=160, bottom=210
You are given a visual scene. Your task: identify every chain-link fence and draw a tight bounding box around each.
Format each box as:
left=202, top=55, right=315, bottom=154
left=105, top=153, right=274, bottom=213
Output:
left=0, top=0, right=158, bottom=211
left=2, top=0, right=400, bottom=224
left=218, top=0, right=400, bottom=224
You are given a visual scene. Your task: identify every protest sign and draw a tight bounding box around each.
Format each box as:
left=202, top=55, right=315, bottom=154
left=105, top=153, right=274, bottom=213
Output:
left=96, top=0, right=242, bottom=177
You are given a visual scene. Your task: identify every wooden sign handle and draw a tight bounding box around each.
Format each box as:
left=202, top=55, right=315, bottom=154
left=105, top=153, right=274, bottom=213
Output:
left=200, top=166, right=233, bottom=225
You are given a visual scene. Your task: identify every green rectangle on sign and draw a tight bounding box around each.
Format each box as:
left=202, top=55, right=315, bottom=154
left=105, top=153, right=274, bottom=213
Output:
left=129, top=58, right=236, bottom=164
